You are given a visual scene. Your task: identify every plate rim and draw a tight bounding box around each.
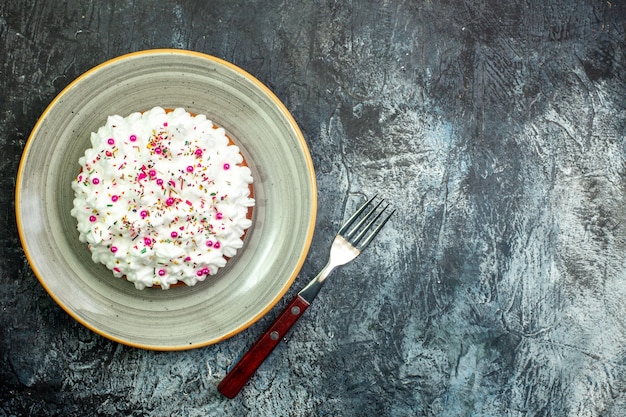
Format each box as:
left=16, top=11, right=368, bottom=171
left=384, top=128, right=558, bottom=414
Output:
left=15, top=48, right=318, bottom=350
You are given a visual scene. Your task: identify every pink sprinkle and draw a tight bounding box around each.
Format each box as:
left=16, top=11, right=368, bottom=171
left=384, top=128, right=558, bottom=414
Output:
left=111, top=195, right=119, bottom=202
left=144, top=237, right=152, bottom=246
left=113, top=267, right=121, bottom=273
left=78, top=175, right=83, bottom=182
left=202, top=267, right=210, bottom=275
left=170, top=231, right=178, bottom=238
left=110, top=246, right=118, bottom=253
left=106, top=151, right=112, bottom=157
left=107, top=138, right=115, bottom=145
left=223, top=163, right=230, bottom=170
left=184, top=256, right=191, bottom=262
left=149, top=169, right=157, bottom=177
left=154, top=147, right=162, bottom=154
left=186, top=165, right=194, bottom=173
left=214, top=242, right=221, bottom=249
left=163, top=122, right=168, bottom=127
left=89, top=215, right=97, bottom=222
left=158, top=269, right=166, bottom=276
left=168, top=180, right=176, bottom=188
left=140, top=210, right=148, bottom=218
left=185, top=200, right=192, bottom=206
left=156, top=179, right=164, bottom=186
left=166, top=197, right=175, bottom=206
left=129, top=134, right=137, bottom=142
left=206, top=240, right=213, bottom=247
left=138, top=172, right=147, bottom=180
left=92, top=178, right=100, bottom=185
left=195, top=148, right=203, bottom=157
left=196, top=269, right=204, bottom=277
left=216, top=212, right=223, bottom=220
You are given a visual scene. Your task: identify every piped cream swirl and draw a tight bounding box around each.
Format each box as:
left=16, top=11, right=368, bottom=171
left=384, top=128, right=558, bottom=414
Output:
left=71, top=107, right=254, bottom=289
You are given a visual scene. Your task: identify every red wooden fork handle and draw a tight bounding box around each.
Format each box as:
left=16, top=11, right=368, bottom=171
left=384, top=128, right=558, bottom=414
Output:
left=217, top=294, right=310, bottom=398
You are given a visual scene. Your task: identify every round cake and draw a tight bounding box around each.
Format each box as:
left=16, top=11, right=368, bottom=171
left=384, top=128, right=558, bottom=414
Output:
left=70, top=107, right=255, bottom=289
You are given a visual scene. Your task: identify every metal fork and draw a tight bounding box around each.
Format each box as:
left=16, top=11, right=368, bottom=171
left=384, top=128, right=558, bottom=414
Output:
left=218, top=195, right=394, bottom=398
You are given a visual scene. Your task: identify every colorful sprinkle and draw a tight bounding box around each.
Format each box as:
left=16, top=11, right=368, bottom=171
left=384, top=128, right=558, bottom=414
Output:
left=129, top=134, right=137, bottom=142
left=158, top=269, right=166, bottom=276
left=166, top=197, right=175, bottom=206
left=195, top=148, right=203, bottom=157
left=107, top=138, right=115, bottom=145
left=216, top=212, right=223, bottom=220
left=144, top=237, right=152, bottom=246
left=111, top=195, right=119, bottom=202
left=170, top=231, right=178, bottom=238
left=92, top=178, right=100, bottom=185
left=140, top=210, right=148, bottom=218
left=110, top=246, right=118, bottom=253
left=186, top=165, right=194, bottom=173
left=223, top=163, right=230, bottom=170
left=89, top=215, right=97, bottom=222
left=214, top=242, right=221, bottom=249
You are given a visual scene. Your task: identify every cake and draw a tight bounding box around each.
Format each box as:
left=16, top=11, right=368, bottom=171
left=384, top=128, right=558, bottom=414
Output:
left=70, top=107, right=255, bottom=290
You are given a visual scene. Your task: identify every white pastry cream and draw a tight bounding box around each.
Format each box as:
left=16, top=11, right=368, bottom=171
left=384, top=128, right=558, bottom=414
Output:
left=71, top=107, right=254, bottom=289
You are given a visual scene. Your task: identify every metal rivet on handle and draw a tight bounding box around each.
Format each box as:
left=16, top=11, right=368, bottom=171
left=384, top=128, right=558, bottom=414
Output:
left=291, top=306, right=301, bottom=315
left=270, top=331, right=280, bottom=340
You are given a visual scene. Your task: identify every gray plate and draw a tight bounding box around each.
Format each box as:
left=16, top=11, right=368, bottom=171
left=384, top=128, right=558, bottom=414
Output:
left=16, top=49, right=317, bottom=350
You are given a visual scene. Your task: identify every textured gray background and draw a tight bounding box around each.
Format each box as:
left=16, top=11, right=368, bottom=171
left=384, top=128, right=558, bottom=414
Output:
left=2, top=0, right=626, bottom=416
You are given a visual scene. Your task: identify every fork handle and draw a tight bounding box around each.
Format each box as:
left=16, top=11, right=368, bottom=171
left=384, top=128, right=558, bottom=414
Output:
left=217, top=294, right=310, bottom=398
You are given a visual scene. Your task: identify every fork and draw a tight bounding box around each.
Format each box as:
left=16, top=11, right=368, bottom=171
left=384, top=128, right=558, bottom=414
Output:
left=218, top=195, right=394, bottom=398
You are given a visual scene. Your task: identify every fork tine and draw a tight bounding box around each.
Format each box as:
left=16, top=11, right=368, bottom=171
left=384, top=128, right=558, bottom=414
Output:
left=342, top=200, right=385, bottom=240
left=350, top=203, right=390, bottom=247
left=355, top=207, right=395, bottom=250
left=339, top=195, right=394, bottom=250
left=345, top=199, right=385, bottom=242
left=337, top=194, right=378, bottom=236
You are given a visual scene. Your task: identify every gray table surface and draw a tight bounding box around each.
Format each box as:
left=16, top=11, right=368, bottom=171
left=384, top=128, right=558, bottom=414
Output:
left=2, top=1, right=626, bottom=416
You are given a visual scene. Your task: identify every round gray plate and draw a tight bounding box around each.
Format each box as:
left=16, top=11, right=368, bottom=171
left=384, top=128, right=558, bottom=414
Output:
left=16, top=49, right=317, bottom=350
